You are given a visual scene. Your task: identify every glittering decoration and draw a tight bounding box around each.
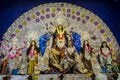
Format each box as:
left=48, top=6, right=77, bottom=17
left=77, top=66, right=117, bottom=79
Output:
left=82, top=20, right=86, bottom=24
left=76, top=11, right=80, bottom=16
left=67, top=14, right=71, bottom=17
left=46, top=14, right=50, bottom=18
left=67, top=9, right=71, bottom=13
left=46, top=8, right=50, bottom=12
left=90, top=18, right=94, bottom=22
left=31, top=14, right=36, bottom=19
left=26, top=17, right=31, bottom=21
left=51, top=13, right=55, bottom=17
left=51, top=7, right=55, bottom=12
left=41, top=9, right=45, bottom=14
left=57, top=7, right=61, bottom=11
left=94, top=21, right=98, bottom=25
left=72, top=15, right=76, bottom=19
left=15, top=29, right=20, bottom=33
left=36, top=12, right=40, bottom=16
left=72, top=10, right=75, bottom=14
left=109, top=43, right=113, bottom=47
left=40, top=16, right=45, bottom=20
left=81, top=14, right=85, bottom=18
left=11, top=34, right=16, bottom=38
left=97, top=25, right=101, bottom=29
left=103, top=34, right=108, bottom=37
left=77, top=17, right=81, bottom=21
left=100, top=29, right=105, bottom=33
left=86, top=16, right=90, bottom=20
left=62, top=8, right=66, bottom=12
left=36, top=18, right=40, bottom=22
left=106, top=37, right=111, bottom=42
left=22, top=21, right=27, bottom=25
left=18, top=25, right=23, bottom=29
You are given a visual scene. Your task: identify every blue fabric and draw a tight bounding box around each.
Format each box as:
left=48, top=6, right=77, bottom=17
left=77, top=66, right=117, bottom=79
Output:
left=39, top=32, right=51, bottom=56
left=12, top=68, right=19, bottom=75
left=102, top=66, right=107, bottom=74
left=72, top=32, right=81, bottom=54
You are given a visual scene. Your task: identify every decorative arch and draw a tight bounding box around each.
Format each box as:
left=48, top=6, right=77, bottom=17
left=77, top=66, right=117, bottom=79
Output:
left=1, top=2, right=120, bottom=59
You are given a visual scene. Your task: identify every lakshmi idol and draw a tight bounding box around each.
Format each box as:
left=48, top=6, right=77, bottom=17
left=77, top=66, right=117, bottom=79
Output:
left=27, top=40, right=38, bottom=74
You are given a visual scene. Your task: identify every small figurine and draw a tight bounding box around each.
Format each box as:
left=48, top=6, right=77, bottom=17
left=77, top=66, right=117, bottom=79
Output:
left=112, top=61, right=119, bottom=73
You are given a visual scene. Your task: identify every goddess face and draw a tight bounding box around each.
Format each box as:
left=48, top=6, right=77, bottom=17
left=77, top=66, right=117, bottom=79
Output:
left=34, top=50, right=37, bottom=54
left=58, top=25, right=63, bottom=30
left=68, top=40, right=73, bottom=46
left=85, top=40, right=89, bottom=45
left=92, top=48, right=95, bottom=52
left=103, top=42, right=107, bottom=47
left=31, top=41, right=35, bottom=46
left=16, top=53, right=20, bottom=57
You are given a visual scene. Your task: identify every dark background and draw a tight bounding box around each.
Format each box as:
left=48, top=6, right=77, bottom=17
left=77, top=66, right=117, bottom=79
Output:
left=0, top=0, right=120, bottom=45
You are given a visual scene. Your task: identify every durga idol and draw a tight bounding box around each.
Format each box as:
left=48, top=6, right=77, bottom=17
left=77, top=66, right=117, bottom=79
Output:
left=55, top=25, right=66, bottom=49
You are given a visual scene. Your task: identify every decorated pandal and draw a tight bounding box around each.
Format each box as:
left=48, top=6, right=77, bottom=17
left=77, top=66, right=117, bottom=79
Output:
left=0, top=3, right=120, bottom=80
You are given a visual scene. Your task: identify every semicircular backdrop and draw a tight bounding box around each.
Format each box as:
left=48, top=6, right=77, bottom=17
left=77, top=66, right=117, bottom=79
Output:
left=1, top=3, right=120, bottom=59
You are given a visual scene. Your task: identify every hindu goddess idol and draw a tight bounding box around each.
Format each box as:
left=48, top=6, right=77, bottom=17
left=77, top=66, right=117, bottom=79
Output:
left=55, top=25, right=66, bottom=49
